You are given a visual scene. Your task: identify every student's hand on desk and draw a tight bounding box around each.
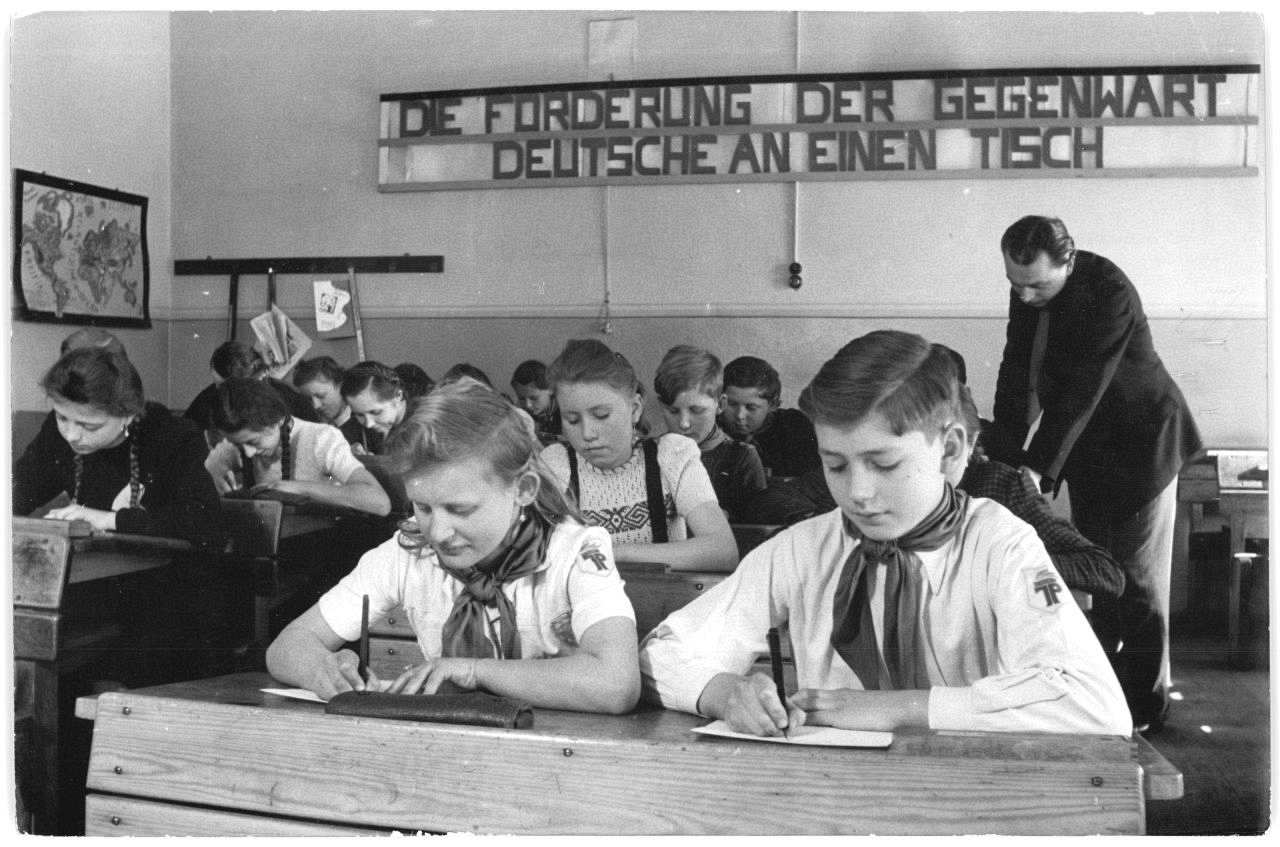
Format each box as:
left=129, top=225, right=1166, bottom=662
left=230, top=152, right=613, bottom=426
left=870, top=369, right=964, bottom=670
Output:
left=44, top=503, right=116, bottom=532
left=722, top=672, right=804, bottom=737
left=308, top=648, right=369, bottom=700
left=791, top=687, right=929, bottom=732
left=377, top=658, right=479, bottom=695
left=351, top=442, right=368, bottom=456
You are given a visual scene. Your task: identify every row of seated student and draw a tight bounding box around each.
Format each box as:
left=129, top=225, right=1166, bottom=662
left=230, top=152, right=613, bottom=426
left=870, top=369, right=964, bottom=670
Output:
left=264, top=332, right=1132, bottom=738
left=16, top=331, right=1124, bottom=610
left=13, top=327, right=1130, bottom=736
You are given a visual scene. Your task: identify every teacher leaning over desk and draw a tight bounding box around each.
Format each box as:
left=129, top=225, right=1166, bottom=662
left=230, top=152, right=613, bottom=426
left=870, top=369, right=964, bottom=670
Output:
left=981, top=215, right=1202, bottom=735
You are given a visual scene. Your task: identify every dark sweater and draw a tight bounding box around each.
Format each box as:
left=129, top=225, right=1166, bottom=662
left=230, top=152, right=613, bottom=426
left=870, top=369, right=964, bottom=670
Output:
left=14, top=402, right=225, bottom=553
left=700, top=430, right=767, bottom=521
left=960, top=458, right=1125, bottom=599
left=738, top=407, right=822, bottom=479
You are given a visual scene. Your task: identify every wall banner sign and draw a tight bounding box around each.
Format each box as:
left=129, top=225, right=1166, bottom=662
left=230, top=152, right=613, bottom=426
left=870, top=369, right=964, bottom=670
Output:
left=378, top=65, right=1261, bottom=191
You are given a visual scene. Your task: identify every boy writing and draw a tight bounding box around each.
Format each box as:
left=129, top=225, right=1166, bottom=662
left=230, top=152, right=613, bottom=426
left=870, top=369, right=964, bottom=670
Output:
left=640, top=330, right=1130, bottom=736
left=653, top=345, right=767, bottom=522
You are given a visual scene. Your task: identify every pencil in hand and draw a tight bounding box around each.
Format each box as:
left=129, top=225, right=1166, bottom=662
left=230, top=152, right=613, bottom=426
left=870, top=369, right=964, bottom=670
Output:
left=358, top=594, right=370, bottom=686
left=767, top=626, right=790, bottom=739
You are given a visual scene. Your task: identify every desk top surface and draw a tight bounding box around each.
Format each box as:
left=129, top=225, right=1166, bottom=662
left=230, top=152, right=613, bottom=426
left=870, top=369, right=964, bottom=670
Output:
left=77, top=671, right=1133, bottom=764
left=77, top=673, right=1144, bottom=835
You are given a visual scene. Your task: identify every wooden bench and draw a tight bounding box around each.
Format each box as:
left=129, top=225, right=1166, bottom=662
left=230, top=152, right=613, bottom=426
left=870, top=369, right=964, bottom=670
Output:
left=617, top=560, right=728, bottom=639
left=220, top=498, right=393, bottom=645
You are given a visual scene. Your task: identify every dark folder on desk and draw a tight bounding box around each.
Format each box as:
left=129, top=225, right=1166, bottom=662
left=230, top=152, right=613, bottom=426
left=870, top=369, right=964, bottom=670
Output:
left=326, top=690, right=534, bottom=728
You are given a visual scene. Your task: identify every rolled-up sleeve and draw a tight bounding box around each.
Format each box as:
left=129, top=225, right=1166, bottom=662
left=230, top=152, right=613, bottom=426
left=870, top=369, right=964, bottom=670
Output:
left=639, top=544, right=784, bottom=715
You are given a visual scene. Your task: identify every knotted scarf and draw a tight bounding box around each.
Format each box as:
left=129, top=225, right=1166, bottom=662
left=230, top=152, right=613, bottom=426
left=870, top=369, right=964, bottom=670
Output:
left=439, top=507, right=550, bottom=660
left=830, top=484, right=969, bottom=690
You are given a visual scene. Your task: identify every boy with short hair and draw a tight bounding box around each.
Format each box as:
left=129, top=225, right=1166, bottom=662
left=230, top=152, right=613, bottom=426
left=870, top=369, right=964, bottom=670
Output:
left=720, top=355, right=832, bottom=527
left=720, top=355, right=821, bottom=479
left=641, top=330, right=1130, bottom=736
left=653, top=345, right=766, bottom=522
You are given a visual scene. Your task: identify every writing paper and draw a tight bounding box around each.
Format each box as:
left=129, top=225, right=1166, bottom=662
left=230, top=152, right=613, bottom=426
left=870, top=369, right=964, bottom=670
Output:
left=692, top=719, right=892, bottom=748
left=261, top=687, right=326, bottom=704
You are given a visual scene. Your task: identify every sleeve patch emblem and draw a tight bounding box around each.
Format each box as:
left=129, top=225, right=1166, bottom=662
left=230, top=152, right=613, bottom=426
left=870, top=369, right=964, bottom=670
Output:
left=1027, top=567, right=1065, bottom=610
left=579, top=545, right=610, bottom=573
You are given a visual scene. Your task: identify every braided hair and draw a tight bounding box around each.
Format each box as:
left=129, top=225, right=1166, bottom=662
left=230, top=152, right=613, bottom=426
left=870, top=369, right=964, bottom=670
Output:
left=70, top=435, right=142, bottom=507
left=239, top=415, right=293, bottom=488
left=212, top=377, right=293, bottom=488
left=42, top=348, right=146, bottom=509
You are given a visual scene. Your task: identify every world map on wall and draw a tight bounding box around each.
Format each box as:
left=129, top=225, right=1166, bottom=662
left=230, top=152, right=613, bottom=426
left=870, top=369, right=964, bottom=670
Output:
left=18, top=183, right=146, bottom=321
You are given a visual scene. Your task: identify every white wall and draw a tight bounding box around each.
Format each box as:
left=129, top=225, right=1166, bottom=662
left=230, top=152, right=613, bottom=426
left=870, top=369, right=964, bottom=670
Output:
left=47, top=9, right=1255, bottom=450
left=8, top=12, right=173, bottom=411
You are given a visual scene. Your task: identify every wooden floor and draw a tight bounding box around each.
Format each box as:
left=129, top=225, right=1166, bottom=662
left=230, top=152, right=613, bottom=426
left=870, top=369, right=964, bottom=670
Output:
left=1144, top=628, right=1271, bottom=834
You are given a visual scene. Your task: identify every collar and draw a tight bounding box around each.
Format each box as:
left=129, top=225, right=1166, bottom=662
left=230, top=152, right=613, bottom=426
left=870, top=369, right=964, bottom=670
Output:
left=697, top=426, right=728, bottom=452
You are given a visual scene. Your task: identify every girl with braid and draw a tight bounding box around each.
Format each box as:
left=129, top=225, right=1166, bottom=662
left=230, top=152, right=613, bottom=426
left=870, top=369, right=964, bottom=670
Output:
left=266, top=380, right=639, bottom=711
left=204, top=377, right=390, bottom=517
left=14, top=348, right=224, bottom=552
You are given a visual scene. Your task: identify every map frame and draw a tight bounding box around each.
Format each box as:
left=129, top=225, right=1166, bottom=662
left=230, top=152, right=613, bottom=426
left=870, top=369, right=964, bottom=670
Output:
left=13, top=168, right=151, bottom=329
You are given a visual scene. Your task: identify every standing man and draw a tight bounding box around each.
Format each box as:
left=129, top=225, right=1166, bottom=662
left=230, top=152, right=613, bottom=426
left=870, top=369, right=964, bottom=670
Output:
left=983, top=215, right=1202, bottom=734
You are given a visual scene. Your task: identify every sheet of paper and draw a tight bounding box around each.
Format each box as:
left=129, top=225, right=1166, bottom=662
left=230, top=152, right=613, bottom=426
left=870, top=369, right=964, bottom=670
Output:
left=260, top=687, right=326, bottom=704
left=691, top=720, right=892, bottom=748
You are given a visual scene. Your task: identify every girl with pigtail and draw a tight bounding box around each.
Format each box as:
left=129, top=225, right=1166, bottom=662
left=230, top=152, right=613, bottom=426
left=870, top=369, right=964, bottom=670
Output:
left=204, top=377, right=391, bottom=517
left=14, top=347, right=224, bottom=552
left=266, top=380, right=640, bottom=712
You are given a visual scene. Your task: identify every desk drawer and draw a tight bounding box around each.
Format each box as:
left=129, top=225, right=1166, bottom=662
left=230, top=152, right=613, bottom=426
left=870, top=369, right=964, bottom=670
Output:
left=371, top=605, right=414, bottom=638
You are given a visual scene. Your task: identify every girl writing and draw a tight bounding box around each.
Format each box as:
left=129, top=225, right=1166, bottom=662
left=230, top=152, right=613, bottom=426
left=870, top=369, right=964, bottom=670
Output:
left=204, top=377, right=391, bottom=516
left=542, top=339, right=739, bottom=573
left=340, top=361, right=424, bottom=454
left=265, top=381, right=639, bottom=712
left=14, top=348, right=224, bottom=552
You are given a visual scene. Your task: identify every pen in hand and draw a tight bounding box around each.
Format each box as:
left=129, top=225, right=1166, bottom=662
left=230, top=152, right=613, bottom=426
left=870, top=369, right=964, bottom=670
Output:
left=767, top=626, right=790, bottom=739
left=358, top=594, right=370, bottom=688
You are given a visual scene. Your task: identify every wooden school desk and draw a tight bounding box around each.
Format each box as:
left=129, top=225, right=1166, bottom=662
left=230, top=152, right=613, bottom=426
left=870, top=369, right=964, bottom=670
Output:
left=77, top=672, right=1148, bottom=835
left=13, top=517, right=194, bottom=834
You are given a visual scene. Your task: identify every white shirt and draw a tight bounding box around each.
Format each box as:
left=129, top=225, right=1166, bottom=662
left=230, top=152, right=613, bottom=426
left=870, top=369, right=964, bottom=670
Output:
left=205, top=418, right=362, bottom=492
left=319, top=520, right=634, bottom=659
left=639, top=499, right=1131, bottom=735
left=541, top=433, right=719, bottom=545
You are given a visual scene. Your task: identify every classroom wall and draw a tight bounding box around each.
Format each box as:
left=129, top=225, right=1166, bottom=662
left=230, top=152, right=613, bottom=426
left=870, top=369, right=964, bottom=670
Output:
left=8, top=12, right=175, bottom=414
left=159, top=10, right=1267, bottom=447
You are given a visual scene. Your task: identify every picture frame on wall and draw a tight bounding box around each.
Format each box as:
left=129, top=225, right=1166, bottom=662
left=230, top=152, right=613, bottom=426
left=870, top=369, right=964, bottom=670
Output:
left=13, top=168, right=151, bottom=328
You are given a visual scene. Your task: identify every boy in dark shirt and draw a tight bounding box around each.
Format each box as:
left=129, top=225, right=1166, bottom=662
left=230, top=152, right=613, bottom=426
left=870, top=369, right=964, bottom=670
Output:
left=720, top=355, right=821, bottom=479
left=721, top=356, right=830, bottom=527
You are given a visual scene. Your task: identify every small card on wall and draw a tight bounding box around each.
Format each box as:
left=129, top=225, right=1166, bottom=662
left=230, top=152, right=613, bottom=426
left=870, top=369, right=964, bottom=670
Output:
left=313, top=278, right=356, bottom=339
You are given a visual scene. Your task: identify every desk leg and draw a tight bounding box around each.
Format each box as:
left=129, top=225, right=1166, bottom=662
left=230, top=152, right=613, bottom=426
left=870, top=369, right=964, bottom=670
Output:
left=15, top=658, right=60, bottom=834
left=1228, top=515, right=1247, bottom=657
